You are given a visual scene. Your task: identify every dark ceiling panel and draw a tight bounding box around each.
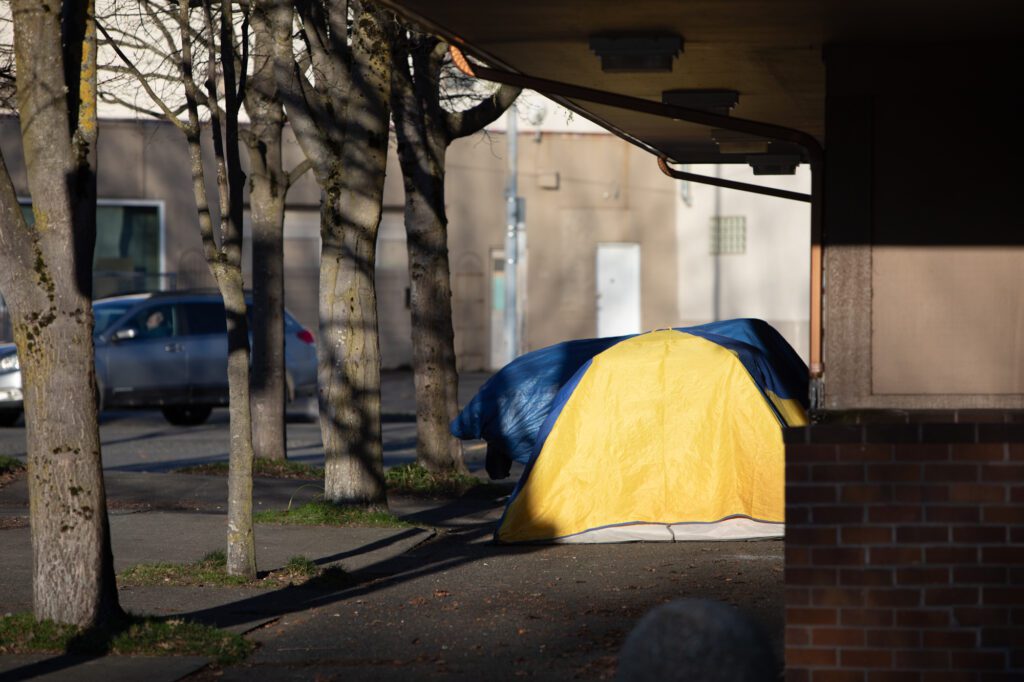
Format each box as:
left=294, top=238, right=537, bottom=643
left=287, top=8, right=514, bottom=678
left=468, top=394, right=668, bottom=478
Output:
left=381, top=0, right=1022, bottom=164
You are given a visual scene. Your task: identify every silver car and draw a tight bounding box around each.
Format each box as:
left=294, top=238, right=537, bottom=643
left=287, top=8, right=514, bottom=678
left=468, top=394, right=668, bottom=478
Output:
left=0, top=291, right=317, bottom=426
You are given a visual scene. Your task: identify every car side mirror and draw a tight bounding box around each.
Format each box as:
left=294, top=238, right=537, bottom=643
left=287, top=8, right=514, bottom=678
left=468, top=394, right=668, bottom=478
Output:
left=112, top=328, right=138, bottom=342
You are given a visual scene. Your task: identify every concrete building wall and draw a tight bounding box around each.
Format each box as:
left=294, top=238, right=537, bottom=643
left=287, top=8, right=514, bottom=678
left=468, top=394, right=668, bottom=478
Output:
left=823, top=44, right=1024, bottom=409
left=676, top=164, right=811, bottom=361
left=518, top=134, right=680, bottom=352
left=375, top=130, right=685, bottom=369
left=2, top=116, right=812, bottom=373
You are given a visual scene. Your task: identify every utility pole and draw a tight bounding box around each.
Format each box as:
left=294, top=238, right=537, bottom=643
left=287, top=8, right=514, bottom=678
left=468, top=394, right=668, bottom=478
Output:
left=504, top=105, right=523, bottom=364
left=713, top=163, right=722, bottom=322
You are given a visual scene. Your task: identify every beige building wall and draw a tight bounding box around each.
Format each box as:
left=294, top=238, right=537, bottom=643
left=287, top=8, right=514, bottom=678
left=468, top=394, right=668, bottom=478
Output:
left=872, top=247, right=1024, bottom=396
left=2, top=116, right=805, bottom=377
left=675, top=164, right=811, bottom=361
left=379, top=130, right=682, bottom=370
left=822, top=44, right=1024, bottom=409
left=518, top=134, right=680, bottom=352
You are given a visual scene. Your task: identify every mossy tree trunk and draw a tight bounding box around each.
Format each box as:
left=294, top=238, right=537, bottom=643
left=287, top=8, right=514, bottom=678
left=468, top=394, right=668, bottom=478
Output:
left=390, top=33, right=520, bottom=473
left=0, top=0, right=122, bottom=627
left=274, top=0, right=393, bottom=506
left=245, top=0, right=292, bottom=463
left=248, top=150, right=288, bottom=463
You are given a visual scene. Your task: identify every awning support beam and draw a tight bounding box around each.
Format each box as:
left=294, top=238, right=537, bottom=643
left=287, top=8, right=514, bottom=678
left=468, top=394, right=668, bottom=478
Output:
left=657, top=157, right=811, bottom=203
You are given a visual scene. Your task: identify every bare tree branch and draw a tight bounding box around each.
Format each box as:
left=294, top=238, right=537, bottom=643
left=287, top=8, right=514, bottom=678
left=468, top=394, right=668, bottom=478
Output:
left=96, top=18, right=190, bottom=131
left=446, top=81, right=522, bottom=140
left=284, top=156, right=312, bottom=188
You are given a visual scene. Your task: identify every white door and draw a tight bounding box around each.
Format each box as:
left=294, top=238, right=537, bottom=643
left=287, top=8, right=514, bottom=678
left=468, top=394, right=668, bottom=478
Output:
left=597, top=243, right=641, bottom=337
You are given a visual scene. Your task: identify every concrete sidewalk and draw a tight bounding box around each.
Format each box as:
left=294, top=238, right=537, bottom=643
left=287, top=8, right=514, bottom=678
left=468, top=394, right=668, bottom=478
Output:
left=0, top=468, right=783, bottom=682
left=0, top=467, right=513, bottom=681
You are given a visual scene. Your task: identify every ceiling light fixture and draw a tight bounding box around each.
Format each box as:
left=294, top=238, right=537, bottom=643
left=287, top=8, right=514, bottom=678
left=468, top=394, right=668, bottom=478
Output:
left=589, top=35, right=683, bottom=73
left=747, top=154, right=801, bottom=175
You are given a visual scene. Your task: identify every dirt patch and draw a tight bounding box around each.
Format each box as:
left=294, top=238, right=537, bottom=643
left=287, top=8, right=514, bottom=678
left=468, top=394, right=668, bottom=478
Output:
left=0, top=516, right=27, bottom=530
left=0, top=470, right=24, bottom=490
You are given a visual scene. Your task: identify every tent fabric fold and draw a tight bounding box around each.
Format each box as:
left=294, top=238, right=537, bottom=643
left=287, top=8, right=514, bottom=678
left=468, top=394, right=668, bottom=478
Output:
left=452, top=320, right=808, bottom=544
left=450, top=318, right=807, bottom=479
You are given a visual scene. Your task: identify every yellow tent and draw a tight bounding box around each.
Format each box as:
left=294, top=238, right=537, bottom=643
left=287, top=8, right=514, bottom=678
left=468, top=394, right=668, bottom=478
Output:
left=497, top=329, right=807, bottom=543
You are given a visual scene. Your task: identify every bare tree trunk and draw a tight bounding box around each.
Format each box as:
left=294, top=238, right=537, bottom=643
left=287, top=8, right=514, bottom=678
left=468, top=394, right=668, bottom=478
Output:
left=392, top=106, right=465, bottom=473
left=319, top=177, right=387, bottom=505
left=390, top=34, right=519, bottom=473
left=215, top=265, right=256, bottom=575
left=206, top=0, right=256, bottom=578
left=272, top=0, right=393, bottom=506
left=0, top=0, right=121, bottom=627
left=246, top=0, right=288, bottom=462
left=316, top=5, right=392, bottom=506
left=406, top=180, right=465, bottom=473
left=250, top=186, right=287, bottom=461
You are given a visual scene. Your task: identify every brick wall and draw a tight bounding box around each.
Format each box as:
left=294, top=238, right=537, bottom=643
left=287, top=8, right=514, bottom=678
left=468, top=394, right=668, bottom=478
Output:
left=785, top=413, right=1024, bottom=680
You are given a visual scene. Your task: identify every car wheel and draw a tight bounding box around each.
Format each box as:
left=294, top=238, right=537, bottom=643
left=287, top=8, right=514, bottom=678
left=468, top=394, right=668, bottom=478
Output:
left=161, top=405, right=213, bottom=426
left=0, top=409, right=21, bottom=427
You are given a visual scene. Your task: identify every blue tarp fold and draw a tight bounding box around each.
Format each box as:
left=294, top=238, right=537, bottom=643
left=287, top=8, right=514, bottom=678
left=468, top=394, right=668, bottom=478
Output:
left=451, top=319, right=808, bottom=479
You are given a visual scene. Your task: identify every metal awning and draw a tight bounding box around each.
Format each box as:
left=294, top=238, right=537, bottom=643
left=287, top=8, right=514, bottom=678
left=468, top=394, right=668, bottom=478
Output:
left=379, top=0, right=1019, bottom=166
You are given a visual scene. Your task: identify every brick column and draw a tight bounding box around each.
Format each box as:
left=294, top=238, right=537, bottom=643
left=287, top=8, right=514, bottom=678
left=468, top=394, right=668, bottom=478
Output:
left=785, top=415, right=1024, bottom=680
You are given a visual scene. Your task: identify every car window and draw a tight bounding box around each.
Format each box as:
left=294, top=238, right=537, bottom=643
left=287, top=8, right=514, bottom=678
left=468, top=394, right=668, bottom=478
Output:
left=93, top=302, right=136, bottom=335
left=284, top=312, right=303, bottom=332
left=183, top=302, right=227, bottom=336
left=119, top=303, right=179, bottom=341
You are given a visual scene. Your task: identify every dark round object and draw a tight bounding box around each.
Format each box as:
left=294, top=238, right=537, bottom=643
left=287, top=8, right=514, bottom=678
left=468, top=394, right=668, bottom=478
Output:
left=616, top=599, right=777, bottom=682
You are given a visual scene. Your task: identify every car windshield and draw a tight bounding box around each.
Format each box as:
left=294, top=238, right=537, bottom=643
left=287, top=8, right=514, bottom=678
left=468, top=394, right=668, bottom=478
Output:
left=93, top=301, right=137, bottom=335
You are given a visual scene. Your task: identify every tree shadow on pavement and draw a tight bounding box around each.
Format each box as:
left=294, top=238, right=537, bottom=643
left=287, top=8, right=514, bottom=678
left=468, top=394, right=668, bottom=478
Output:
left=173, top=495, right=553, bottom=633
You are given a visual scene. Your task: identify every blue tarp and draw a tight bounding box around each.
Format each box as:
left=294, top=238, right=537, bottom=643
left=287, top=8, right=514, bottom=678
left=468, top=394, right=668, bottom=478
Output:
left=450, top=319, right=808, bottom=479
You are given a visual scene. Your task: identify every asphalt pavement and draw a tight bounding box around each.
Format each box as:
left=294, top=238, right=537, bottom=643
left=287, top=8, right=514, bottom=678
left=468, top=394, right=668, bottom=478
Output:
left=0, top=369, right=784, bottom=681
left=0, top=370, right=492, bottom=472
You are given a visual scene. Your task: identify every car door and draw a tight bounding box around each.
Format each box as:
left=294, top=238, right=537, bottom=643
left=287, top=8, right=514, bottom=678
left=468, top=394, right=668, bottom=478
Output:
left=179, top=301, right=229, bottom=405
left=102, top=302, right=188, bottom=406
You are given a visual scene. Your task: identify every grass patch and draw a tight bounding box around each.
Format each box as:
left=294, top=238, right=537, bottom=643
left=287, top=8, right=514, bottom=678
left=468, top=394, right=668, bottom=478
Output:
left=173, top=460, right=509, bottom=501
left=282, top=555, right=319, bottom=577
left=0, top=455, right=25, bottom=476
left=119, top=551, right=353, bottom=590
left=0, top=612, right=251, bottom=664
left=385, top=462, right=511, bottom=499
left=175, top=459, right=323, bottom=479
left=119, top=550, right=252, bottom=588
left=0, top=456, right=25, bottom=488
left=384, top=463, right=483, bottom=498
left=254, top=500, right=412, bottom=528
left=278, top=557, right=353, bottom=590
